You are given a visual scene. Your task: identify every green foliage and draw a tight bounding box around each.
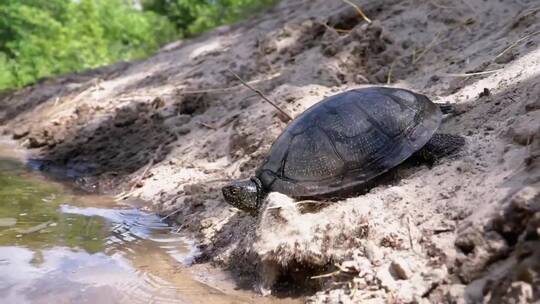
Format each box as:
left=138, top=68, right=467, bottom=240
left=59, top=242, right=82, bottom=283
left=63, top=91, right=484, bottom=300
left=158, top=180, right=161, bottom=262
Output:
left=0, top=0, right=176, bottom=90
left=141, top=0, right=278, bottom=37
left=0, top=0, right=277, bottom=91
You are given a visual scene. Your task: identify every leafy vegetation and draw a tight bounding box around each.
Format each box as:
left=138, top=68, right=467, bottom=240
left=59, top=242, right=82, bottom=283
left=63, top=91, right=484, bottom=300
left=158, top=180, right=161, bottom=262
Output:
left=0, top=0, right=276, bottom=91
left=141, top=0, right=277, bottom=37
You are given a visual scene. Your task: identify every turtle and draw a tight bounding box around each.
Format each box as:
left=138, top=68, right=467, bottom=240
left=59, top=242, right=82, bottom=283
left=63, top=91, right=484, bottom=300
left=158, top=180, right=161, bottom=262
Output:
left=222, top=87, right=464, bottom=214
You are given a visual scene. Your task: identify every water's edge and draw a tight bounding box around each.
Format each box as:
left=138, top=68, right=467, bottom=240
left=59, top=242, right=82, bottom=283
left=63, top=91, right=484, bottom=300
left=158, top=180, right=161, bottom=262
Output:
left=0, top=139, right=298, bottom=304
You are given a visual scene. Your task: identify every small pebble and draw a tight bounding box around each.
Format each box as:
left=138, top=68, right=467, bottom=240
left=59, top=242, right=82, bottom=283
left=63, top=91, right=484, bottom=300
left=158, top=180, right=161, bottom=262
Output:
left=391, top=258, right=413, bottom=280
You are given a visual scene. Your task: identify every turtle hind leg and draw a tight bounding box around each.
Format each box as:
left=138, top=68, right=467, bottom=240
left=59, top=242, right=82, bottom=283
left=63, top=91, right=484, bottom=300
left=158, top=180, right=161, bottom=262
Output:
left=417, top=133, right=466, bottom=166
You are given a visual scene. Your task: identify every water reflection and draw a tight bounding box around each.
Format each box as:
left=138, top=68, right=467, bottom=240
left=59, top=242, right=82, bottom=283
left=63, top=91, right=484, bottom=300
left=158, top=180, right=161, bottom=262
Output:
left=0, top=144, right=298, bottom=304
left=0, top=165, right=108, bottom=253
left=0, top=157, right=200, bottom=303
left=60, top=205, right=199, bottom=264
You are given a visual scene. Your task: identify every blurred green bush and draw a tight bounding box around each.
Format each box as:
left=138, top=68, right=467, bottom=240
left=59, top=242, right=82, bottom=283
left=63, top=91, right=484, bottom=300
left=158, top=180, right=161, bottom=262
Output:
left=0, top=0, right=276, bottom=91
left=141, top=0, right=277, bottom=37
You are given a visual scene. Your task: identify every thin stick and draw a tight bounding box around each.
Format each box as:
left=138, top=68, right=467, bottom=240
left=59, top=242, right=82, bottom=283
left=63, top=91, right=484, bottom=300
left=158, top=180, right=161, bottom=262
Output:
left=310, top=270, right=341, bottom=279
left=196, top=121, right=218, bottom=130
left=429, top=0, right=452, bottom=9
left=406, top=216, right=415, bottom=252
left=130, top=144, right=163, bottom=192
left=495, top=30, right=540, bottom=60
left=351, top=286, right=358, bottom=300
left=442, top=69, right=503, bottom=77
left=177, top=72, right=281, bottom=95
left=387, top=58, right=398, bottom=84
left=320, top=22, right=351, bottom=34
left=227, top=69, right=293, bottom=122
left=413, top=32, right=441, bottom=64
left=334, top=263, right=356, bottom=273
left=340, top=0, right=372, bottom=24
left=519, top=6, right=540, bottom=19
left=459, top=0, right=477, bottom=14
left=161, top=209, right=181, bottom=221
left=115, top=144, right=164, bottom=201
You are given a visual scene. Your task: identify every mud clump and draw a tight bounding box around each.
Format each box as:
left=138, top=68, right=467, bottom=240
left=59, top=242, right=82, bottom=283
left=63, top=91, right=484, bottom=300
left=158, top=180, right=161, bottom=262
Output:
left=318, top=20, right=400, bottom=84
left=453, top=228, right=508, bottom=283
left=11, top=126, right=30, bottom=140
left=178, top=93, right=209, bottom=116
left=453, top=185, right=540, bottom=302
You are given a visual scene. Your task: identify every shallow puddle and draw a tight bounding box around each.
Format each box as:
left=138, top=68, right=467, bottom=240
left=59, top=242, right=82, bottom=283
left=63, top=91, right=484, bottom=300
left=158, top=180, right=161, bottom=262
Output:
left=0, top=141, right=298, bottom=304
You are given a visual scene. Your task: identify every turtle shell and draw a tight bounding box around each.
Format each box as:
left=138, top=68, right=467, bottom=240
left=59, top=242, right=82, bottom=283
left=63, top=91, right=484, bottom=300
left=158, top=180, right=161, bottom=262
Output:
left=256, top=87, right=442, bottom=198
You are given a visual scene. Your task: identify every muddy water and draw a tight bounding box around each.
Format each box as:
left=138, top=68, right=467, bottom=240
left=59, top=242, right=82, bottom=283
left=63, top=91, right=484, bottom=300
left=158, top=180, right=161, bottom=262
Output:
left=0, top=142, right=298, bottom=304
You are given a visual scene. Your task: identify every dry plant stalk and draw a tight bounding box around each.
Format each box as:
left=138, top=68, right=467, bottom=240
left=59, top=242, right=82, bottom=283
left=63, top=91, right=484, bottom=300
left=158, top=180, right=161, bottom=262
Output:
left=443, top=69, right=503, bottom=77
left=387, top=58, right=398, bottom=84
left=227, top=69, right=293, bottom=122
left=311, top=262, right=356, bottom=279
left=429, top=0, right=452, bottom=9
left=495, top=30, right=540, bottom=60
left=178, top=72, right=281, bottom=95
left=414, top=31, right=441, bottom=64
left=459, top=0, right=477, bottom=14
left=161, top=209, right=181, bottom=221
left=196, top=121, right=218, bottom=130
left=115, top=144, right=164, bottom=201
left=320, top=22, right=351, bottom=34
left=519, top=6, right=540, bottom=19
left=311, top=270, right=342, bottom=279
left=340, top=0, right=372, bottom=24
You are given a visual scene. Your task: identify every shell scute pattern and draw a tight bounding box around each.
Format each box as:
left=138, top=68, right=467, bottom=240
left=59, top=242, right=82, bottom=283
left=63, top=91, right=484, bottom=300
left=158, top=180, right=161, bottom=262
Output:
left=283, top=126, right=344, bottom=180
left=256, top=87, right=441, bottom=197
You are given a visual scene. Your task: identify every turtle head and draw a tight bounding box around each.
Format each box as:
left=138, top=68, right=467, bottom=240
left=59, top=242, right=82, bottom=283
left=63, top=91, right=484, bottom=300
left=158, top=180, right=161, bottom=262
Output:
left=222, top=177, right=263, bottom=214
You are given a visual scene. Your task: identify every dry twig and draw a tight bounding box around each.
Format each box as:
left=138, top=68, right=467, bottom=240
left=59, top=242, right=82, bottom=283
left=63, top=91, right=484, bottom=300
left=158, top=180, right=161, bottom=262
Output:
left=495, top=30, right=540, bottom=60
left=115, top=144, right=164, bottom=201
left=177, top=72, right=281, bottom=95
left=161, top=209, right=181, bottom=221
left=340, top=0, right=372, bottom=24
left=196, top=121, right=218, bottom=130
left=227, top=69, right=292, bottom=122
left=311, top=270, right=342, bottom=279
left=429, top=0, right=452, bottom=9
left=311, top=262, right=357, bottom=280
left=520, top=6, right=540, bottom=19
left=320, top=22, right=351, bottom=34
left=442, top=69, right=503, bottom=77
left=459, top=0, right=477, bottom=14
left=413, top=31, right=441, bottom=64
left=387, top=58, right=398, bottom=84
left=406, top=216, right=415, bottom=252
